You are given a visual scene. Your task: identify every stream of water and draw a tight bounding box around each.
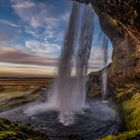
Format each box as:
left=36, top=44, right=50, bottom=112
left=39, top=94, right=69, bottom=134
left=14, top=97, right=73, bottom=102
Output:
left=46, top=2, right=95, bottom=125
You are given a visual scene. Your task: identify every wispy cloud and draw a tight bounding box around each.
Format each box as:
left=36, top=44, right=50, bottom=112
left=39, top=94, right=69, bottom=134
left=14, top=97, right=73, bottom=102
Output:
left=0, top=45, right=58, bottom=66
left=0, top=62, right=57, bottom=77
left=12, top=0, right=35, bottom=9
left=25, top=40, right=61, bottom=57
left=11, top=0, right=70, bottom=43
left=0, top=19, right=18, bottom=27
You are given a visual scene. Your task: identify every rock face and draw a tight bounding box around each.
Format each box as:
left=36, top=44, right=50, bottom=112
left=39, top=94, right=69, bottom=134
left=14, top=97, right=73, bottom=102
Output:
left=87, top=64, right=114, bottom=98
left=74, top=1, right=140, bottom=138
left=75, top=0, right=140, bottom=86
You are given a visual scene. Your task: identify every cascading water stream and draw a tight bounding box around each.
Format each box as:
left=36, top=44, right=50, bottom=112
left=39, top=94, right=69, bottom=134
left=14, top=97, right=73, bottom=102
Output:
left=48, top=2, right=94, bottom=125
left=76, top=5, right=94, bottom=105
left=93, top=20, right=109, bottom=101
left=48, top=2, right=81, bottom=125
left=102, top=36, right=109, bottom=101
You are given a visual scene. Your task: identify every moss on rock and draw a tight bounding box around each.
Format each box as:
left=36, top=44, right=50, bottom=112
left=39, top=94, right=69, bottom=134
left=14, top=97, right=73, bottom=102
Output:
left=123, top=93, right=140, bottom=130
left=98, top=81, right=140, bottom=140
left=98, top=129, right=140, bottom=140
left=0, top=118, right=48, bottom=140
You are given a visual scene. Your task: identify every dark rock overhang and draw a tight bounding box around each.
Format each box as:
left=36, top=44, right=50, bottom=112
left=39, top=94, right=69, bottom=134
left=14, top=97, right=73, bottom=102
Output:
left=73, top=0, right=140, bottom=42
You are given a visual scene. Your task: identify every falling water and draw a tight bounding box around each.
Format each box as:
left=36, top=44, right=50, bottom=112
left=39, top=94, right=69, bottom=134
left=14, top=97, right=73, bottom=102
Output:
left=48, top=2, right=94, bottom=125
left=93, top=15, right=109, bottom=101
left=101, top=36, right=109, bottom=101
left=49, top=2, right=81, bottom=125
left=76, top=5, right=94, bottom=105
left=25, top=1, right=109, bottom=125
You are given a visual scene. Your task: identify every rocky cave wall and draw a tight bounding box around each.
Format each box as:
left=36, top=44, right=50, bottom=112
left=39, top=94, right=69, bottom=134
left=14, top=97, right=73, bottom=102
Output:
left=74, top=0, right=140, bottom=86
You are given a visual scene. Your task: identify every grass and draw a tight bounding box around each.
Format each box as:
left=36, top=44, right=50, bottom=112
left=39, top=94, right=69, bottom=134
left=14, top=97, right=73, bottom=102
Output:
left=0, top=86, right=41, bottom=112
left=123, top=92, right=140, bottom=130
left=0, top=86, right=50, bottom=140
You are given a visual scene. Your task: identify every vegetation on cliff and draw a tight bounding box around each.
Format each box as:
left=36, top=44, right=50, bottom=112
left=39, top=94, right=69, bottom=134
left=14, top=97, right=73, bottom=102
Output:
left=98, top=129, right=140, bottom=140
left=97, top=81, right=140, bottom=140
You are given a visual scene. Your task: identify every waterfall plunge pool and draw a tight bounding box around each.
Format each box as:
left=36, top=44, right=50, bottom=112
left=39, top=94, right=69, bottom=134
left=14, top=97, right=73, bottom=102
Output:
left=0, top=90, right=122, bottom=140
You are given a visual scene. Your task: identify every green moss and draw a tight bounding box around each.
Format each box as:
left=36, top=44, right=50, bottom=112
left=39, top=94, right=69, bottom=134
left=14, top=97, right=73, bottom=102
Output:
left=99, top=81, right=140, bottom=140
left=90, top=84, right=101, bottom=97
left=116, top=87, right=138, bottom=102
left=0, top=118, right=48, bottom=140
left=98, top=129, right=140, bottom=140
left=123, top=93, right=140, bottom=130
left=0, top=131, right=27, bottom=140
left=115, top=82, right=140, bottom=130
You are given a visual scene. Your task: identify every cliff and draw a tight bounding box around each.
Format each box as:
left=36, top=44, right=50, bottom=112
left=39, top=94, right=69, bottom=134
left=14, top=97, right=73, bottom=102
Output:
left=76, top=0, right=140, bottom=85
left=74, top=0, right=140, bottom=139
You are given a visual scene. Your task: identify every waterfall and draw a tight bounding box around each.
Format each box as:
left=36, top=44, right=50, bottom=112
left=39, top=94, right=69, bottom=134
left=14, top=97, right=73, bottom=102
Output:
left=48, top=2, right=94, bottom=125
left=49, top=2, right=81, bottom=125
left=25, top=1, right=110, bottom=126
left=92, top=16, right=109, bottom=101
left=102, top=36, right=109, bottom=101
left=76, top=5, right=94, bottom=105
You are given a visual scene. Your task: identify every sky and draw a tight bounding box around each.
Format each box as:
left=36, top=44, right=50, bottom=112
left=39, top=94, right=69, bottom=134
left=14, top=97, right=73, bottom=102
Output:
left=0, top=0, right=112, bottom=77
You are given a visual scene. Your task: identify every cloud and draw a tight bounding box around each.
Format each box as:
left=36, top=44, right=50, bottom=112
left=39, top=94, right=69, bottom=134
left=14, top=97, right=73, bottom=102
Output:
left=0, top=19, right=19, bottom=41
left=0, top=45, right=58, bottom=66
left=11, top=0, right=70, bottom=42
left=0, top=30, right=16, bottom=41
left=11, top=0, right=39, bottom=28
left=0, top=19, right=18, bottom=27
left=12, top=0, right=35, bottom=9
left=0, top=62, right=57, bottom=77
left=60, top=11, right=70, bottom=22
left=25, top=40, right=61, bottom=57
